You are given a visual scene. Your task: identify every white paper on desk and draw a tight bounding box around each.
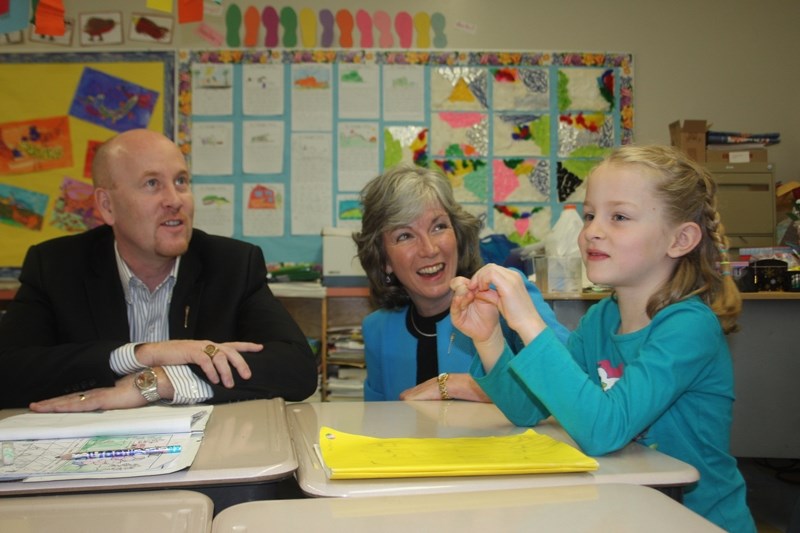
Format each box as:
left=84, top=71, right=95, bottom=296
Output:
left=1, top=431, right=205, bottom=482
left=0, top=405, right=213, bottom=441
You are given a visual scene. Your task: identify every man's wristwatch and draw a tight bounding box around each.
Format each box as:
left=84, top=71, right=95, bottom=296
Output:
left=134, top=368, right=161, bottom=403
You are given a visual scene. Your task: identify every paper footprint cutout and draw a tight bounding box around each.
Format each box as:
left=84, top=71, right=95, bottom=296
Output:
left=243, top=6, right=259, bottom=47
left=336, top=9, right=354, bottom=48
left=413, top=12, right=430, bottom=49
left=319, top=9, right=334, bottom=48
left=262, top=6, right=279, bottom=47
left=374, top=10, right=393, bottom=48
left=394, top=11, right=413, bottom=49
left=355, top=9, right=373, bottom=48
left=280, top=6, right=298, bottom=48
left=299, top=7, right=316, bottom=47
left=431, top=12, right=447, bottom=48
left=225, top=4, right=241, bottom=47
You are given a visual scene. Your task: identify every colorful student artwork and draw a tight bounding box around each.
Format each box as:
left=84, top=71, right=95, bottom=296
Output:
left=69, top=67, right=159, bottom=132
left=337, top=197, right=362, bottom=222
left=492, top=67, right=549, bottom=111
left=493, top=159, right=549, bottom=203
left=0, top=116, right=73, bottom=176
left=50, top=177, right=103, bottom=233
left=433, top=159, right=488, bottom=204
left=29, top=18, right=74, bottom=47
left=292, top=64, right=331, bottom=90
left=215, top=6, right=447, bottom=50
left=78, top=12, right=123, bottom=46
left=494, top=114, right=550, bottom=157
left=82, top=140, right=102, bottom=179
left=0, top=50, right=174, bottom=268
left=558, top=67, right=614, bottom=112
left=248, top=184, right=279, bottom=209
left=243, top=182, right=284, bottom=237
left=430, top=112, right=488, bottom=157
left=384, top=126, right=428, bottom=169
left=493, top=204, right=550, bottom=246
left=431, top=67, right=488, bottom=111
left=557, top=159, right=599, bottom=204
left=0, top=183, right=48, bottom=231
left=129, top=13, right=173, bottom=44
left=178, top=49, right=633, bottom=261
left=558, top=112, right=613, bottom=157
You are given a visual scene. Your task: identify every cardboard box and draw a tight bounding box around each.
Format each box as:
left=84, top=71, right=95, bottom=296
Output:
left=322, top=227, right=367, bottom=287
left=706, top=147, right=768, bottom=164
left=669, top=120, right=707, bottom=163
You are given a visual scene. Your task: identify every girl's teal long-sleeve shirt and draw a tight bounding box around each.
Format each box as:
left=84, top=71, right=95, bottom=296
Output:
left=473, top=295, right=755, bottom=533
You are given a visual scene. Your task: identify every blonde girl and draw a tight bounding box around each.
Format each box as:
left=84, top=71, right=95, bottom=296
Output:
left=450, top=145, right=754, bottom=533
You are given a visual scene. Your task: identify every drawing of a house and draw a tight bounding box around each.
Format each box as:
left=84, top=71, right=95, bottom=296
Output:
left=248, top=184, right=276, bottom=209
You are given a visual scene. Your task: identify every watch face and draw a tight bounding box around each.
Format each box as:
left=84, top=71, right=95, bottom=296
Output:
left=136, top=370, right=157, bottom=390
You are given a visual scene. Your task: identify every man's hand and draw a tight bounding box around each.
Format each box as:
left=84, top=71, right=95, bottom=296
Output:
left=29, top=373, right=150, bottom=412
left=135, top=340, right=259, bottom=388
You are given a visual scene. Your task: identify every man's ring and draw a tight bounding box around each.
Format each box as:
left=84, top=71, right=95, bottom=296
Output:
left=79, top=393, right=86, bottom=401
left=203, top=344, right=220, bottom=358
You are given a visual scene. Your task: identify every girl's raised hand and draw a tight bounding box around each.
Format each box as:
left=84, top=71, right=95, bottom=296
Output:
left=450, top=275, right=500, bottom=343
left=467, top=264, right=548, bottom=346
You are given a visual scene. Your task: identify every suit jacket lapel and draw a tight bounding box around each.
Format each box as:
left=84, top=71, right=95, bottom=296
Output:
left=170, top=245, right=205, bottom=340
left=86, top=231, right=130, bottom=341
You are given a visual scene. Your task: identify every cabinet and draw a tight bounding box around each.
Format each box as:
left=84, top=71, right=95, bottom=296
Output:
left=275, top=285, right=373, bottom=401
left=708, top=162, right=775, bottom=248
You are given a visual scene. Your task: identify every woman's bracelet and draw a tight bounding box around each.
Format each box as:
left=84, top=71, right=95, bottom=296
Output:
left=438, top=372, right=452, bottom=400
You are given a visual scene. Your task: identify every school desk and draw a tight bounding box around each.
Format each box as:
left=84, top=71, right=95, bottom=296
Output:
left=211, top=483, right=723, bottom=532
left=0, top=399, right=297, bottom=513
left=0, top=490, right=213, bottom=533
left=286, top=401, right=699, bottom=500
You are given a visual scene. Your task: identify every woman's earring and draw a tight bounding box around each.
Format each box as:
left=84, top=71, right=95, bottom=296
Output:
left=384, top=273, right=393, bottom=285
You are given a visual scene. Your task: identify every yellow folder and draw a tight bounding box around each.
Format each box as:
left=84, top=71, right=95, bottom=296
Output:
left=317, top=426, right=598, bottom=480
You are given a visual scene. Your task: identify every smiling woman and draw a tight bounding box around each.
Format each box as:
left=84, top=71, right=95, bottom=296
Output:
left=353, top=164, right=568, bottom=402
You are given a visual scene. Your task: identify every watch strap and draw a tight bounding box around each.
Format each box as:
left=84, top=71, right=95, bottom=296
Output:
left=141, top=386, right=161, bottom=403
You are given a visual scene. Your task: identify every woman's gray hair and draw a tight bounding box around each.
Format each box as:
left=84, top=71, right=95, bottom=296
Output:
left=353, top=164, right=483, bottom=309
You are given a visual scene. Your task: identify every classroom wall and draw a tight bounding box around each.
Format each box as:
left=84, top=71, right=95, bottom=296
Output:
left=3, top=0, right=797, bottom=267
left=8, top=0, right=798, bottom=184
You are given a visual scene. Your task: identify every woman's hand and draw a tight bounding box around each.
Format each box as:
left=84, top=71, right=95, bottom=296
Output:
left=400, top=373, right=491, bottom=402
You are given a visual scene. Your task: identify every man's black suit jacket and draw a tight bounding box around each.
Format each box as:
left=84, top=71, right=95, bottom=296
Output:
left=0, top=225, right=317, bottom=407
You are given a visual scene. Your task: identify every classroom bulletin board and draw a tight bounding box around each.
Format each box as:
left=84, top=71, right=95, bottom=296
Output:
left=178, top=49, right=634, bottom=264
left=0, top=51, right=174, bottom=267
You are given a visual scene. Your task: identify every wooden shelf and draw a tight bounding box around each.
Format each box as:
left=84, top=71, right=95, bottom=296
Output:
left=276, top=286, right=373, bottom=401
left=326, top=286, right=370, bottom=298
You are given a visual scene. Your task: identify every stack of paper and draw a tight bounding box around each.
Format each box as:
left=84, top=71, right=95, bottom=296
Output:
left=316, top=426, right=598, bottom=480
left=326, top=326, right=365, bottom=365
left=327, top=367, right=366, bottom=401
left=268, top=281, right=326, bottom=298
left=0, top=405, right=212, bottom=482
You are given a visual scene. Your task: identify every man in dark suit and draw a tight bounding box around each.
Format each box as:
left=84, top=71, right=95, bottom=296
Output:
left=0, top=129, right=317, bottom=410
